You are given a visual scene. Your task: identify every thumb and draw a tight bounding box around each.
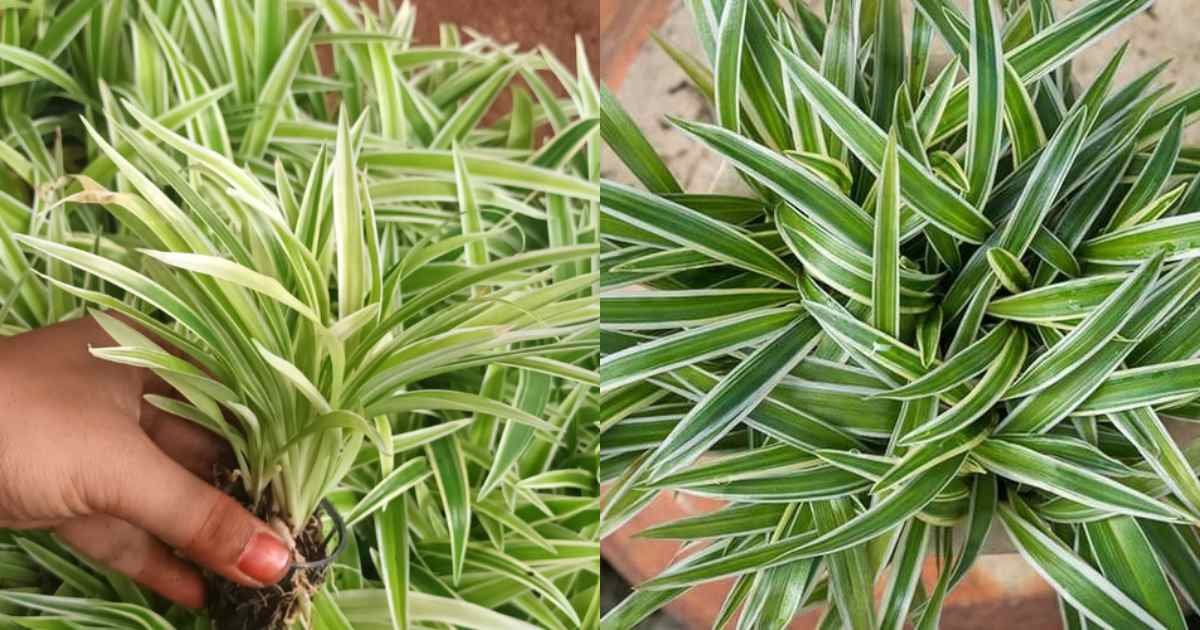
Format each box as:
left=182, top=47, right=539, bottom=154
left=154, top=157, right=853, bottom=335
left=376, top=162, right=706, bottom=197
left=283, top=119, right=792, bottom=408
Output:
left=93, top=437, right=291, bottom=587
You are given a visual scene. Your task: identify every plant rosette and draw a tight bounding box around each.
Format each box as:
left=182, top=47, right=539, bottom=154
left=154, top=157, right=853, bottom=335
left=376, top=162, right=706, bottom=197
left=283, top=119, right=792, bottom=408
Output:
left=600, top=0, right=1200, bottom=629
left=626, top=162, right=1200, bottom=530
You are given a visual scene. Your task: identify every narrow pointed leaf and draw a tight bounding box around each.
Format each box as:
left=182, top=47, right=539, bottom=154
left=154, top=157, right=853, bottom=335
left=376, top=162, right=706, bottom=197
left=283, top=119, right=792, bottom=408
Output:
left=873, top=129, right=902, bottom=337
left=602, top=180, right=794, bottom=283
left=974, top=439, right=1188, bottom=522
left=642, top=315, right=816, bottom=482
left=964, top=0, right=1004, bottom=205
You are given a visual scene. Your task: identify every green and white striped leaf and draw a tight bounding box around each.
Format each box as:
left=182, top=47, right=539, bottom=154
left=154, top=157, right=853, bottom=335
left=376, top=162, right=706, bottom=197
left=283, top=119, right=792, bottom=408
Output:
left=879, top=322, right=1014, bottom=400
left=964, top=0, right=1004, bottom=205
left=974, top=439, right=1189, bottom=522
left=872, top=129, right=902, bottom=337
left=1000, top=502, right=1169, bottom=630
left=901, top=327, right=1026, bottom=445
left=1083, top=515, right=1187, bottom=630
left=640, top=315, right=816, bottom=482
left=600, top=307, right=801, bottom=392
left=602, top=180, right=794, bottom=283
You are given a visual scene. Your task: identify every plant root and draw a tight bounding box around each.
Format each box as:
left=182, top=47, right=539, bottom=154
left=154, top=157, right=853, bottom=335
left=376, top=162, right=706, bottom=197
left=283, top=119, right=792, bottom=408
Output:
left=205, top=469, right=330, bottom=630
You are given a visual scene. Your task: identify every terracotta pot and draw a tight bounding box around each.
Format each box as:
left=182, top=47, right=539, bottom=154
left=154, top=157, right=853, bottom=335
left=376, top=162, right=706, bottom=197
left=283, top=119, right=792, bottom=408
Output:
left=600, top=0, right=677, bottom=88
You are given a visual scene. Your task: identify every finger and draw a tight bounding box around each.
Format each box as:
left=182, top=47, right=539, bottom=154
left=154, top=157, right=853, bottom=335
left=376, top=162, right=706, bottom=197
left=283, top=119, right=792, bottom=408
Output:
left=56, top=515, right=206, bottom=609
left=139, top=401, right=229, bottom=480
left=91, top=436, right=291, bottom=588
left=0, top=519, right=62, bottom=530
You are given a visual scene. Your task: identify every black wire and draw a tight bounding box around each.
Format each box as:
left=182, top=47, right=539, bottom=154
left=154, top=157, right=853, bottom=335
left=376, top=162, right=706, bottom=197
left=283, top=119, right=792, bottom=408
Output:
left=290, top=498, right=349, bottom=571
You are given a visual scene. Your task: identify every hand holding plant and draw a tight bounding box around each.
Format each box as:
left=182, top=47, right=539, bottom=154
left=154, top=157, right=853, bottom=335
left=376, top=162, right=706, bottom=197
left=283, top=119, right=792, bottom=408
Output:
left=0, top=315, right=291, bottom=609
left=0, top=0, right=600, bottom=627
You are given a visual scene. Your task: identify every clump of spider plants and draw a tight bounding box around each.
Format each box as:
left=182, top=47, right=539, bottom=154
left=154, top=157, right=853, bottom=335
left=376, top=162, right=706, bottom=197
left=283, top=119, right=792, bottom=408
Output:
left=600, top=0, right=1200, bottom=628
left=0, top=1, right=600, bottom=629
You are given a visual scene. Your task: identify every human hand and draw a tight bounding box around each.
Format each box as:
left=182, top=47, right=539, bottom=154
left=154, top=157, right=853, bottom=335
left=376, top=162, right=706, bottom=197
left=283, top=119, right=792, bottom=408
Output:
left=0, top=315, right=290, bottom=608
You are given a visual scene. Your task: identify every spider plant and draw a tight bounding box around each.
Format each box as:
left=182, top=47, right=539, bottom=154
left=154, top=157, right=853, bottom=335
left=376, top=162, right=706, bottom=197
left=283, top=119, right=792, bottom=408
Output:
left=0, top=1, right=599, bottom=629
left=600, top=0, right=1200, bottom=628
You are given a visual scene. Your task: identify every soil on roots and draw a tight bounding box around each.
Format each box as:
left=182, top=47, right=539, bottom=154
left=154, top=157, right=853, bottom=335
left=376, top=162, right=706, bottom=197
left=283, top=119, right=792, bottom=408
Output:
left=206, top=470, right=330, bottom=630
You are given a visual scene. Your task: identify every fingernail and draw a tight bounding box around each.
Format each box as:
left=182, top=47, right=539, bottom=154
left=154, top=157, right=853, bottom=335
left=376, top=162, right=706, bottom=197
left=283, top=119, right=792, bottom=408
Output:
left=237, top=532, right=290, bottom=584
